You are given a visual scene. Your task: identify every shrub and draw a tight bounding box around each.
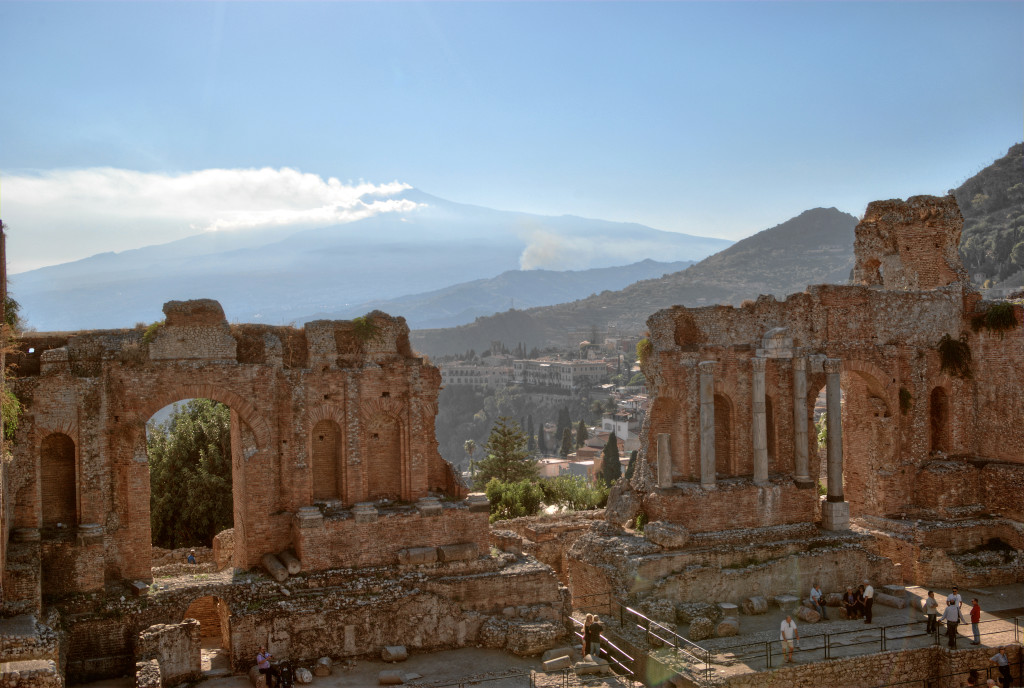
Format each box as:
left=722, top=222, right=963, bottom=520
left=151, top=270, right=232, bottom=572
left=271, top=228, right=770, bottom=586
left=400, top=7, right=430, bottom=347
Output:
left=485, top=478, right=544, bottom=522
left=970, top=302, right=1018, bottom=336
left=636, top=338, right=653, bottom=365
left=937, top=333, right=972, bottom=379
left=538, top=475, right=608, bottom=511
left=142, top=320, right=164, bottom=345
left=899, top=387, right=913, bottom=415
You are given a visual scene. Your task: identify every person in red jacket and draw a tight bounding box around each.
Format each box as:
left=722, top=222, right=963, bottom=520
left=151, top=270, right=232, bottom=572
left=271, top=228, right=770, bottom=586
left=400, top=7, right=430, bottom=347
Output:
left=970, top=599, right=982, bottom=645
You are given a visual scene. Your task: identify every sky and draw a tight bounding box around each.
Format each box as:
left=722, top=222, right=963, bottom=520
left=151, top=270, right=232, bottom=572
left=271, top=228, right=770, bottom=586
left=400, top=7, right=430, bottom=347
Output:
left=1, top=1, right=1022, bottom=274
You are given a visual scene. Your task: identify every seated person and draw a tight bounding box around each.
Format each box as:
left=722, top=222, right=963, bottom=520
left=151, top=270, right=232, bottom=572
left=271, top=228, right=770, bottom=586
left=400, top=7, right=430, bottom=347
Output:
left=854, top=585, right=867, bottom=619
left=843, top=587, right=860, bottom=619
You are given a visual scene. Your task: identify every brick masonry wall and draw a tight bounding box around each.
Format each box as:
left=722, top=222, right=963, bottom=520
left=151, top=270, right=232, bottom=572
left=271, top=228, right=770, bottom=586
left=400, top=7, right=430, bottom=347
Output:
left=642, top=479, right=816, bottom=532
left=182, top=595, right=222, bottom=638
left=136, top=619, right=202, bottom=686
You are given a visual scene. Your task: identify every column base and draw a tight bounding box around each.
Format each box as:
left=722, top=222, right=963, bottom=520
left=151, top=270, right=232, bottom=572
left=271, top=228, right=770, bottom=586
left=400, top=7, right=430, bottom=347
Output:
left=793, top=477, right=816, bottom=489
left=822, top=501, right=850, bottom=531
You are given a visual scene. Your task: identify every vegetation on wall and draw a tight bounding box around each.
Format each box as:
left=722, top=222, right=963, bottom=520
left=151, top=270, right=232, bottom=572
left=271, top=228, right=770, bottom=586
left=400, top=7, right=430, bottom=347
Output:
left=142, top=320, right=164, bottom=345
left=351, top=315, right=381, bottom=344
left=899, top=387, right=913, bottom=416
left=970, top=301, right=1019, bottom=335
left=1, top=389, right=21, bottom=441
left=636, top=337, right=652, bottom=366
left=937, top=333, right=973, bottom=379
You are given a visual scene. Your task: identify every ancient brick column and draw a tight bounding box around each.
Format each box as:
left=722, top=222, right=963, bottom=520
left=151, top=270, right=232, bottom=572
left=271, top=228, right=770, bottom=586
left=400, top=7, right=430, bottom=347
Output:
left=698, top=361, right=716, bottom=489
left=792, top=354, right=812, bottom=487
left=656, top=433, right=673, bottom=488
left=751, top=357, right=768, bottom=485
left=822, top=358, right=849, bottom=530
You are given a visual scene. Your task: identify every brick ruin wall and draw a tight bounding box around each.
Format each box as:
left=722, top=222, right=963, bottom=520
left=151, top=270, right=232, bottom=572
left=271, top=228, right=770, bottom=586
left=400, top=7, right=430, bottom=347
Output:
left=633, top=194, right=1024, bottom=537
left=0, top=302, right=473, bottom=613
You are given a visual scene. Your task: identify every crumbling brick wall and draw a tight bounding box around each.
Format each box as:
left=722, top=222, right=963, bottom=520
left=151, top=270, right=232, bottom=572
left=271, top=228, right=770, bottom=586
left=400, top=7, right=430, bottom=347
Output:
left=135, top=620, right=201, bottom=686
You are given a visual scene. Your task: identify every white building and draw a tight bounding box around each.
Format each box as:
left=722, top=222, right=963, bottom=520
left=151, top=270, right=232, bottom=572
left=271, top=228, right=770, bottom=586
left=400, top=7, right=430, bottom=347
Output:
left=440, top=362, right=512, bottom=388
left=512, top=359, right=608, bottom=390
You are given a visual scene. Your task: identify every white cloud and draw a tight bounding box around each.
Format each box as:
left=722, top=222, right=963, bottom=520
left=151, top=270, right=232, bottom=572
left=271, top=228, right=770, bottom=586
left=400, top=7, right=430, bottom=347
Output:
left=2, top=167, right=418, bottom=273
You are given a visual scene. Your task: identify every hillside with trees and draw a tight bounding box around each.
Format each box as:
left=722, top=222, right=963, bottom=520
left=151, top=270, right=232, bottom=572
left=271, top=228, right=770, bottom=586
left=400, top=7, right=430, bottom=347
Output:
left=954, top=142, right=1024, bottom=287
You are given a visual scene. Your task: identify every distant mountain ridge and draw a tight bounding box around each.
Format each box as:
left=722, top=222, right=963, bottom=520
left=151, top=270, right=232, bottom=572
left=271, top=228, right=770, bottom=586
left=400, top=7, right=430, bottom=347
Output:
left=410, top=207, right=859, bottom=356
left=299, top=258, right=694, bottom=329
left=11, top=189, right=731, bottom=331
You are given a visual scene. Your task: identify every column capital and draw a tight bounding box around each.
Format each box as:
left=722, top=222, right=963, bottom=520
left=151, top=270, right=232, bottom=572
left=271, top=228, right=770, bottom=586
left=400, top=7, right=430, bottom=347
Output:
left=750, top=357, right=766, bottom=373
left=698, top=360, right=717, bottom=375
left=792, top=355, right=807, bottom=372
left=823, top=358, right=842, bottom=374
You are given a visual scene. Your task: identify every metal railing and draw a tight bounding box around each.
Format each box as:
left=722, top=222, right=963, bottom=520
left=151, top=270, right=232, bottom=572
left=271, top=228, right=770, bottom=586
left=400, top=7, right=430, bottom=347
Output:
left=565, top=613, right=639, bottom=683
left=609, top=600, right=713, bottom=684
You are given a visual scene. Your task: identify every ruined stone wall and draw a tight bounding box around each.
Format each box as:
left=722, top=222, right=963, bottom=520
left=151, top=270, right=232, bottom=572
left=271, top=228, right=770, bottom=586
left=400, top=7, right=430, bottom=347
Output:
left=135, top=620, right=201, bottom=686
left=642, top=480, right=816, bottom=533
left=2, top=302, right=470, bottom=613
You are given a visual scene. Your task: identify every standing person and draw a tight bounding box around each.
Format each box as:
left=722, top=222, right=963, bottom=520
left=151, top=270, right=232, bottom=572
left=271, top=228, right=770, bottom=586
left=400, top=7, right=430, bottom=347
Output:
left=862, top=579, right=874, bottom=624
left=257, top=647, right=275, bottom=688
left=947, top=586, right=963, bottom=610
left=810, top=583, right=828, bottom=620
left=990, top=647, right=1011, bottom=687
left=779, top=614, right=799, bottom=663
left=969, top=599, right=982, bottom=645
left=854, top=585, right=866, bottom=620
left=582, top=614, right=594, bottom=656
left=588, top=615, right=604, bottom=658
left=941, top=602, right=960, bottom=649
left=924, top=591, right=940, bottom=634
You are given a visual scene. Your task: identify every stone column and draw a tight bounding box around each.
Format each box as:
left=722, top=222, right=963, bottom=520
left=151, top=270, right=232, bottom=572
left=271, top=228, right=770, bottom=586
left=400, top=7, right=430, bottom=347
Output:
left=822, top=358, right=849, bottom=530
left=656, top=433, right=673, bottom=488
left=751, top=357, right=768, bottom=485
left=792, top=354, right=812, bottom=487
left=698, top=361, right=716, bottom=489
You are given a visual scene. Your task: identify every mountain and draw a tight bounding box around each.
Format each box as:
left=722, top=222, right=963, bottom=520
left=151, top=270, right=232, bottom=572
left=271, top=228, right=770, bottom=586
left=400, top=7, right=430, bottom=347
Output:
left=10, top=190, right=731, bottom=331
left=410, top=207, right=859, bottom=356
left=954, top=142, right=1024, bottom=287
left=298, top=259, right=694, bottom=329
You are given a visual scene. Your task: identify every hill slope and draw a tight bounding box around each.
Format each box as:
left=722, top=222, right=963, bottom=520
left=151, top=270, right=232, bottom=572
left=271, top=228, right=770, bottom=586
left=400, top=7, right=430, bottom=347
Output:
left=411, top=207, right=859, bottom=356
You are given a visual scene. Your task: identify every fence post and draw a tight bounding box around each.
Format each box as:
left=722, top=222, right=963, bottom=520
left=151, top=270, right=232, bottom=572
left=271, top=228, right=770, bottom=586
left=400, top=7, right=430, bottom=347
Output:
left=766, top=640, right=772, bottom=669
left=881, top=626, right=886, bottom=652
left=825, top=632, right=830, bottom=660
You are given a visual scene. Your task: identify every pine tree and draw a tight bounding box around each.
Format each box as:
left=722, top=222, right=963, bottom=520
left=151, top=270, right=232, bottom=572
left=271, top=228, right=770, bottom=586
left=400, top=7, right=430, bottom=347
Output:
left=526, top=415, right=536, bottom=452
left=575, top=420, right=588, bottom=449
left=625, top=449, right=638, bottom=480
left=148, top=399, right=233, bottom=549
left=559, top=427, right=573, bottom=457
left=602, top=431, right=622, bottom=484
left=473, top=417, right=538, bottom=490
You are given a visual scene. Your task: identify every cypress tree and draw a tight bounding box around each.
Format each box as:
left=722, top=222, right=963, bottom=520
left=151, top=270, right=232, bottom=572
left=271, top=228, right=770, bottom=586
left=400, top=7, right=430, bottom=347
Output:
left=537, top=425, right=548, bottom=455
left=526, top=415, right=536, bottom=452
left=575, top=419, right=588, bottom=449
left=559, top=427, right=573, bottom=457
left=602, top=431, right=622, bottom=484
left=625, top=449, right=638, bottom=480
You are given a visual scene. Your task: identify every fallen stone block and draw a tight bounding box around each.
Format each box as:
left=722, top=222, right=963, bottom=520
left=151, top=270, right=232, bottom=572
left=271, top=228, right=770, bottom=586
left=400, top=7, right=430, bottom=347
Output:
left=543, top=655, right=572, bottom=671
left=248, top=666, right=268, bottom=688
left=136, top=659, right=161, bottom=688
left=506, top=621, right=563, bottom=656
left=717, top=602, right=739, bottom=618
left=381, top=645, right=409, bottom=662
left=313, top=657, right=331, bottom=677
left=262, top=553, right=289, bottom=583
left=796, top=606, right=821, bottom=623
left=378, top=670, right=405, bottom=685
left=542, top=646, right=577, bottom=663
left=773, top=594, right=799, bottom=610
left=824, top=592, right=844, bottom=607
left=688, top=617, right=714, bottom=641
left=279, top=550, right=302, bottom=575
left=875, top=592, right=906, bottom=609
left=881, top=584, right=906, bottom=597
left=397, top=547, right=437, bottom=565
left=295, top=667, right=313, bottom=684
left=437, top=542, right=478, bottom=562
left=643, top=521, right=690, bottom=549
left=575, top=660, right=606, bottom=675
left=741, top=596, right=768, bottom=615
left=715, top=617, right=740, bottom=637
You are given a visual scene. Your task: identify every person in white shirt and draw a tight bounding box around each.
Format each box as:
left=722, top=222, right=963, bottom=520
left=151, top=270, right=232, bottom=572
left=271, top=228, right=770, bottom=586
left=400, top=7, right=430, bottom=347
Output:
left=990, top=647, right=1011, bottom=687
left=947, top=586, right=962, bottom=609
left=809, top=583, right=828, bottom=620
left=941, top=603, right=960, bottom=648
left=862, top=579, right=874, bottom=624
left=779, top=615, right=799, bottom=663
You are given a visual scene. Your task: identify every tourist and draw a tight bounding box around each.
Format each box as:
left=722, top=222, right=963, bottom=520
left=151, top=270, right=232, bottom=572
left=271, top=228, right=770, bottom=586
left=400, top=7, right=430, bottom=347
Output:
left=589, top=615, right=604, bottom=657
left=582, top=614, right=594, bottom=656
left=810, top=583, right=828, bottom=620
left=990, top=646, right=1011, bottom=687
left=779, top=614, right=799, bottom=663
left=942, top=601, right=960, bottom=648
left=854, top=585, right=866, bottom=619
left=925, top=591, right=940, bottom=634
left=257, top=647, right=275, bottom=688
left=186, top=549, right=196, bottom=565
left=970, top=599, right=982, bottom=645
left=862, top=579, right=874, bottom=624
left=843, top=587, right=859, bottom=620
left=948, top=586, right=963, bottom=610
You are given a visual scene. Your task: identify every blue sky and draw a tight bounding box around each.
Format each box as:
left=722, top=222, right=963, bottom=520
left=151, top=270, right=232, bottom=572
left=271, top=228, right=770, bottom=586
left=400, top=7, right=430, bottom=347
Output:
left=1, top=1, right=1022, bottom=272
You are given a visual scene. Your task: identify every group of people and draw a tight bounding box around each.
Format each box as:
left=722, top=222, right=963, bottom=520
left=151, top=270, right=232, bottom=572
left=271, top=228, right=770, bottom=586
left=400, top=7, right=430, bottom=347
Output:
left=256, top=647, right=294, bottom=688
left=925, top=586, right=990, bottom=649
left=836, top=580, right=875, bottom=623
left=581, top=614, right=604, bottom=658
left=961, top=647, right=1014, bottom=687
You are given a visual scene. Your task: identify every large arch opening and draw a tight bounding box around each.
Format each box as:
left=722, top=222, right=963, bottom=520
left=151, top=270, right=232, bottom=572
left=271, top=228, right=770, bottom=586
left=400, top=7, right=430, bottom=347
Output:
left=146, top=399, right=237, bottom=571
left=183, top=595, right=231, bottom=676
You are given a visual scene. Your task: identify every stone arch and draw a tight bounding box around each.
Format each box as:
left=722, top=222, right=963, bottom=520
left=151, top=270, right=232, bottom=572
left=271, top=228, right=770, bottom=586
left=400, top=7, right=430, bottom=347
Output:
left=713, top=393, right=735, bottom=477
left=40, top=432, right=77, bottom=528
left=929, top=386, right=951, bottom=453
left=132, top=383, right=271, bottom=450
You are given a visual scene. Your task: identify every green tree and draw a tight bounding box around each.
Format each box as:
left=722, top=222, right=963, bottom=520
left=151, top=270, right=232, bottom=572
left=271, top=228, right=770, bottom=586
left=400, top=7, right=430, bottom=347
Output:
left=148, top=399, right=233, bottom=549
left=602, top=431, right=621, bottom=484
left=555, top=407, right=571, bottom=447
left=575, top=420, right=588, bottom=449
left=473, top=417, right=537, bottom=490
left=537, top=425, right=548, bottom=455
left=559, top=427, right=573, bottom=457
left=485, top=478, right=544, bottom=522
left=1011, top=241, right=1024, bottom=266
left=526, top=415, right=536, bottom=452
left=625, top=449, right=638, bottom=480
